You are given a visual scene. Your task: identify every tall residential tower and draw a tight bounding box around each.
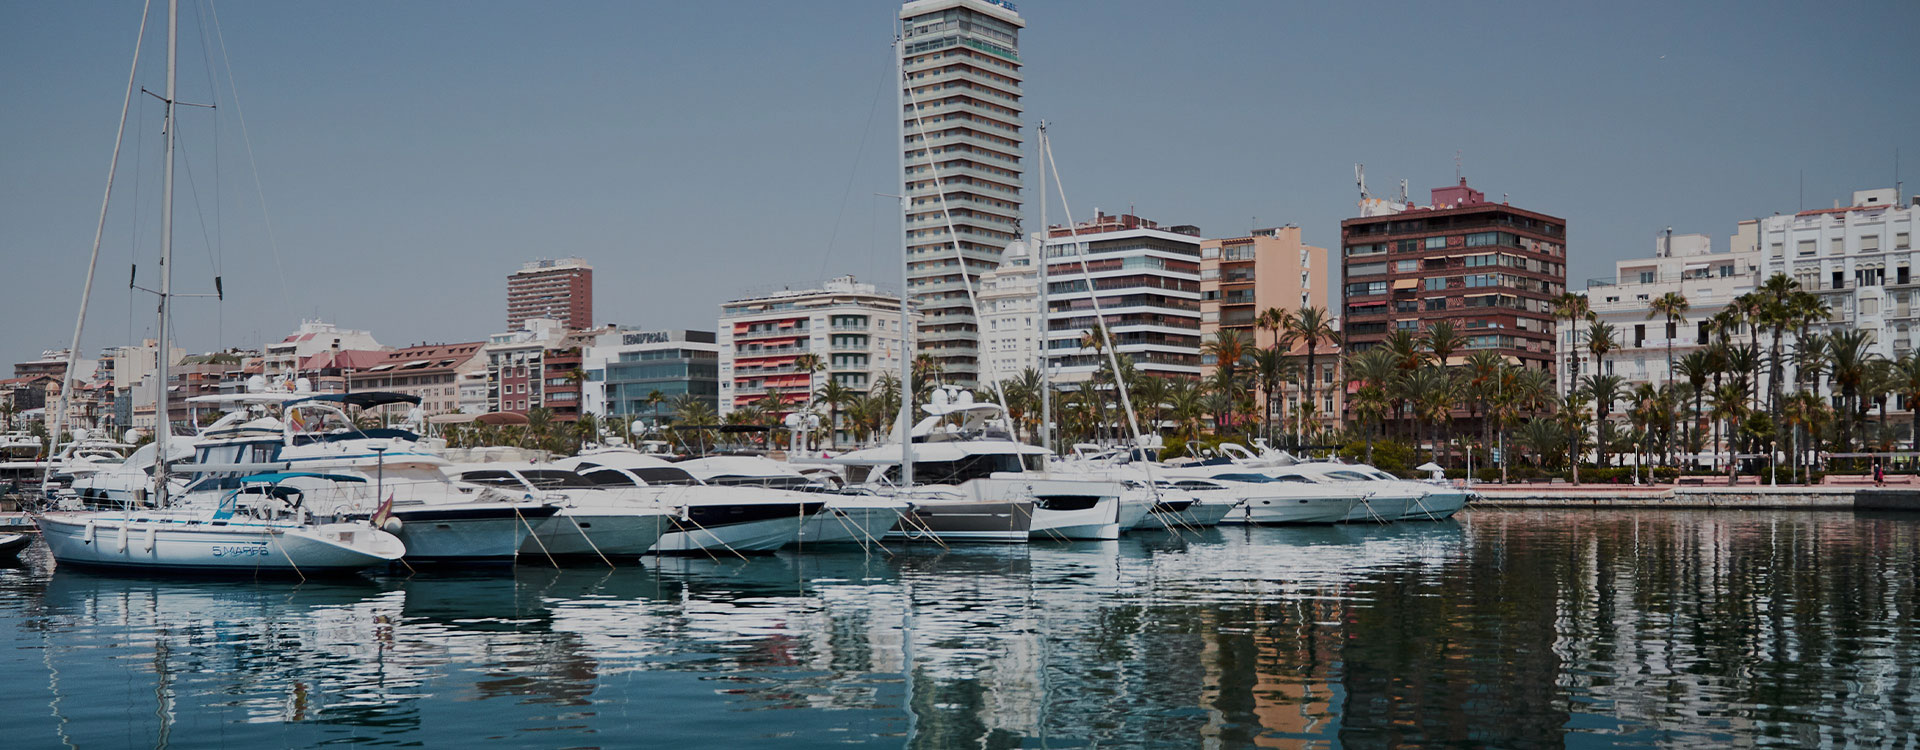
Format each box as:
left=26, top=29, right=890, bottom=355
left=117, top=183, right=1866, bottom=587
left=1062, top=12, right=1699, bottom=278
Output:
left=507, top=258, right=594, bottom=331
left=899, top=0, right=1025, bottom=387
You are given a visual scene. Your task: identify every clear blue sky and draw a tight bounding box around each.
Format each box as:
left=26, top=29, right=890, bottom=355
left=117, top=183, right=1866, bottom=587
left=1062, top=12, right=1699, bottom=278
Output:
left=2, top=0, right=1913, bottom=368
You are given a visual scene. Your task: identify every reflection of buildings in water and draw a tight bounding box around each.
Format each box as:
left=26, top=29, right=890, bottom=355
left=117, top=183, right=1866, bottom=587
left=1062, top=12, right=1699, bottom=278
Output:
left=35, top=573, right=427, bottom=732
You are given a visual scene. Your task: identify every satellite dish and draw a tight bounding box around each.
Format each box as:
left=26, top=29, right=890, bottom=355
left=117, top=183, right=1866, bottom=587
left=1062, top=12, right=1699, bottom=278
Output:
left=931, top=389, right=950, bottom=407
left=246, top=374, right=266, bottom=393
left=294, top=377, right=313, bottom=393
left=123, top=428, right=142, bottom=443
left=783, top=412, right=803, bottom=428
left=630, top=420, right=646, bottom=435
left=956, top=390, right=975, bottom=406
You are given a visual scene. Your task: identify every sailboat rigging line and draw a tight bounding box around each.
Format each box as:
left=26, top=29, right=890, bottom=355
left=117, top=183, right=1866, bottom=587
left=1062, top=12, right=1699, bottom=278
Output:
left=818, top=72, right=890, bottom=281
left=46, top=0, right=153, bottom=489
left=899, top=65, right=1009, bottom=412
left=205, top=0, right=293, bottom=322
left=1041, top=135, right=1162, bottom=505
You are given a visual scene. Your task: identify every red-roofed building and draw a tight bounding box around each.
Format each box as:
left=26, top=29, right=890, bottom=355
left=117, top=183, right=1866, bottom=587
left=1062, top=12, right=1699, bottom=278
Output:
left=347, top=342, right=486, bottom=415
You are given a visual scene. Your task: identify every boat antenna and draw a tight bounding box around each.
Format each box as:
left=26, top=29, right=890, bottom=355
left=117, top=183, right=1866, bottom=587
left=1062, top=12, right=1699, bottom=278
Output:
left=43, top=0, right=154, bottom=499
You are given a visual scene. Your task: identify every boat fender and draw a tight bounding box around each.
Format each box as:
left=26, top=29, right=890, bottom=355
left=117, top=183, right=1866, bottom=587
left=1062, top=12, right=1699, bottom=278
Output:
left=83, top=521, right=96, bottom=545
left=117, top=523, right=128, bottom=553
left=382, top=517, right=404, bottom=534
left=143, top=523, right=156, bottom=553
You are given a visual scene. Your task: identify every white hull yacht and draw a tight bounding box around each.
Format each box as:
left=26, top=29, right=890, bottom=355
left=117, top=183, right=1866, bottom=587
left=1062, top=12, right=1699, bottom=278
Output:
left=450, top=463, right=671, bottom=559
left=557, top=450, right=822, bottom=554
left=820, top=392, right=1125, bottom=543
left=37, top=473, right=403, bottom=575
left=673, top=455, right=905, bottom=547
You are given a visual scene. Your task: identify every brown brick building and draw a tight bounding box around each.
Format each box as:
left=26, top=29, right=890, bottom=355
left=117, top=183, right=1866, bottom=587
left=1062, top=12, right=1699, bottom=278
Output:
left=507, top=258, right=594, bottom=331
left=1340, top=180, right=1567, bottom=377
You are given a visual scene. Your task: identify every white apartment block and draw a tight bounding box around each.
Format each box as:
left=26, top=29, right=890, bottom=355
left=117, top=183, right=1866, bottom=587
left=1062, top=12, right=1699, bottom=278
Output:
left=978, top=237, right=1042, bottom=387
left=717, top=276, right=914, bottom=442
left=1560, top=232, right=1760, bottom=395
left=1759, top=189, right=1917, bottom=370
left=1042, top=214, right=1204, bottom=384
left=899, top=0, right=1026, bottom=388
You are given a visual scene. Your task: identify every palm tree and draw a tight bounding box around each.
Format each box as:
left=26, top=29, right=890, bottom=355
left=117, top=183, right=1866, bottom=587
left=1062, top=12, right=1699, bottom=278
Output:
left=1674, top=350, right=1712, bottom=467
left=1710, top=379, right=1753, bottom=484
left=1201, top=329, right=1251, bottom=424
left=817, top=378, right=855, bottom=449
left=1557, top=393, right=1592, bottom=483
left=1462, top=351, right=1505, bottom=461
left=524, top=407, right=555, bottom=452
left=1404, top=366, right=1454, bottom=465
left=1582, top=373, right=1627, bottom=468
left=1281, top=307, right=1337, bottom=441
left=1516, top=418, right=1566, bottom=471
left=1167, top=378, right=1207, bottom=441
left=1585, top=320, right=1619, bottom=379
left=1826, top=329, right=1877, bottom=455
left=1421, top=320, right=1465, bottom=368
left=1132, top=373, right=1171, bottom=438
left=791, top=353, right=825, bottom=405
left=1553, top=292, right=1593, bottom=391
left=1345, top=348, right=1399, bottom=464
left=1893, top=353, right=1920, bottom=451
left=1250, top=347, right=1291, bottom=445
left=1649, top=290, right=1690, bottom=457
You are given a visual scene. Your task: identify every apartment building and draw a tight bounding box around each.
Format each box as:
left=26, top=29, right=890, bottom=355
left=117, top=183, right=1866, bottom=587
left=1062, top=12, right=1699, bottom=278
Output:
left=1758, top=188, right=1918, bottom=365
left=900, top=0, right=1026, bottom=387
left=1043, top=212, right=1204, bottom=384
left=718, top=276, right=912, bottom=442
left=507, top=257, right=594, bottom=331
left=1341, top=180, right=1567, bottom=377
left=1562, top=232, right=1759, bottom=394
left=583, top=329, right=720, bottom=429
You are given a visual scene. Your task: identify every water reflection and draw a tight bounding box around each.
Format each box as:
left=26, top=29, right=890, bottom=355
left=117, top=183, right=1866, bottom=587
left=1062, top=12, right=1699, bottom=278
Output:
left=1, top=511, right=1918, bottom=747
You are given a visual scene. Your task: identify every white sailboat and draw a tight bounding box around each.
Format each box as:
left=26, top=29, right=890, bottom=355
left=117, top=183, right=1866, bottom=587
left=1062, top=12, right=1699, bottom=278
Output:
left=36, top=0, right=402, bottom=575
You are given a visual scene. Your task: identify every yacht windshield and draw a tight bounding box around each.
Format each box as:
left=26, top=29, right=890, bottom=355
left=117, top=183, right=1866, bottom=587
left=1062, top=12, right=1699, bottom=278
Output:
left=1326, top=470, right=1376, bottom=481
left=1213, top=473, right=1277, bottom=484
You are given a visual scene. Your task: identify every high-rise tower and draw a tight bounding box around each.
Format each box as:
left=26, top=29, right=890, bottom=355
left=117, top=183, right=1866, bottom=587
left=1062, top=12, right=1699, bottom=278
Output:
left=507, top=257, right=594, bottom=331
left=899, top=0, right=1025, bottom=388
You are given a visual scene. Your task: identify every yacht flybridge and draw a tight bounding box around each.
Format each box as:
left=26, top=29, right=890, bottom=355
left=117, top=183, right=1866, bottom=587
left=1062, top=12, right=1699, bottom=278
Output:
left=820, top=389, right=1126, bottom=542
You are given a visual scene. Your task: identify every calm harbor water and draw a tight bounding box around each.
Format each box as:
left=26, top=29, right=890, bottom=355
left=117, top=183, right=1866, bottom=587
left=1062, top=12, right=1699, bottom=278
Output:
left=3, top=509, right=1918, bottom=748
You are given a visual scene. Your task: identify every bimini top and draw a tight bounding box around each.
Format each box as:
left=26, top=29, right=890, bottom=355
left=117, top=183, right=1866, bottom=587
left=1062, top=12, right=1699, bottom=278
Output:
left=236, top=472, right=368, bottom=485
left=285, top=392, right=422, bottom=410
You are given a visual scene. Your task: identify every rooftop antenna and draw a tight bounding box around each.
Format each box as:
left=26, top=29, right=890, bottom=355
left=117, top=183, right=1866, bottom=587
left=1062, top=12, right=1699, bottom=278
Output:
left=1455, top=150, right=1463, bottom=183
left=1897, top=148, right=1904, bottom=205
left=1354, top=163, right=1370, bottom=201
left=1398, top=178, right=1408, bottom=204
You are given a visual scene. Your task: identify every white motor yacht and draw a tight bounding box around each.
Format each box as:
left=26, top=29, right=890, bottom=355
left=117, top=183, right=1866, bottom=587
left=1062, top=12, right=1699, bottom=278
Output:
left=1289, top=462, right=1470, bottom=521
left=673, top=455, right=905, bottom=548
left=820, top=392, right=1126, bottom=542
left=449, top=463, right=670, bottom=559
left=555, top=450, right=822, bottom=554
left=269, top=392, right=561, bottom=563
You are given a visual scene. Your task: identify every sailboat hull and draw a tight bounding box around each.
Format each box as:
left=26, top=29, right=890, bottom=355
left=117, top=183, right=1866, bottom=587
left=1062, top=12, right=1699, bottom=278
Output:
left=37, top=514, right=402, bottom=574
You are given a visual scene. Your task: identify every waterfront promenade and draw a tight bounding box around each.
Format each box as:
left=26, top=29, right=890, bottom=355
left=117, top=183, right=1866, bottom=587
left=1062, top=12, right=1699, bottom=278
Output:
left=1473, top=477, right=1920, bottom=510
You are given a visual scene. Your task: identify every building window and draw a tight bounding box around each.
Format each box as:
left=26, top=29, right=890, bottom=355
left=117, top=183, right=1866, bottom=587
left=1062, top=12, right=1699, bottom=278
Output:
left=1396, top=260, right=1418, bottom=272
left=1634, top=324, right=1645, bottom=347
left=1639, top=271, right=1655, bottom=284
left=1830, top=238, right=1844, bottom=254
left=1834, top=270, right=1845, bottom=289
left=1424, top=236, right=1447, bottom=250
left=1798, top=239, right=1816, bottom=256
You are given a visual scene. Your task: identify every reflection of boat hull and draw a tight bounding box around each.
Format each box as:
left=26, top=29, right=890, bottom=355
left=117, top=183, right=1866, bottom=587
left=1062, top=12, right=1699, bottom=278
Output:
left=37, top=513, right=401, bottom=573
left=1399, top=489, right=1469, bottom=521
left=525, top=509, right=669, bottom=558
left=388, top=504, right=557, bottom=563
left=650, top=501, right=821, bottom=554
left=0, top=532, right=30, bottom=560
left=890, top=499, right=1033, bottom=543
left=1137, top=497, right=1238, bottom=530
left=796, top=501, right=905, bottom=546
left=1221, top=494, right=1357, bottom=525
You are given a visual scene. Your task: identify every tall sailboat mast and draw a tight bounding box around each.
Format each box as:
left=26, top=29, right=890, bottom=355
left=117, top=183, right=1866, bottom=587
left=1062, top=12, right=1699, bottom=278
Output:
left=151, top=0, right=179, bottom=503
left=1036, top=122, right=1050, bottom=455
left=894, top=32, right=913, bottom=490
